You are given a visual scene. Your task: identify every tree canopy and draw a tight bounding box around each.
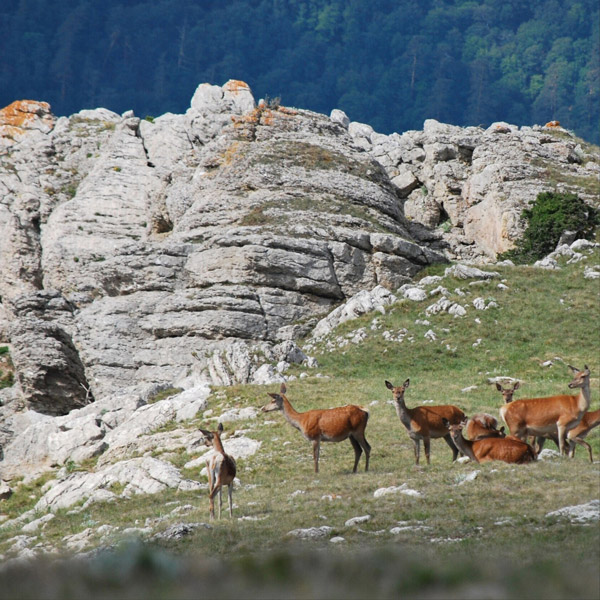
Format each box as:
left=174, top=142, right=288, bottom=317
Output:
left=1, top=0, right=598, bottom=142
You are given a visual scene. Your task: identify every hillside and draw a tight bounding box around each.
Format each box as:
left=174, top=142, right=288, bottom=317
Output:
left=0, top=80, right=599, bottom=598
left=0, top=242, right=598, bottom=599
left=1, top=0, right=598, bottom=143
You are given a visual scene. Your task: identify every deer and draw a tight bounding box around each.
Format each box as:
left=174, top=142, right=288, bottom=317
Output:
left=465, top=413, right=506, bottom=441
left=499, top=365, right=592, bottom=456
left=261, top=383, right=371, bottom=474
left=565, top=409, right=600, bottom=462
left=198, top=423, right=237, bottom=519
left=385, top=379, right=465, bottom=465
left=443, top=419, right=536, bottom=464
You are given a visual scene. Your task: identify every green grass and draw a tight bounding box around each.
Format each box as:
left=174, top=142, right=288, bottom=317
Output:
left=0, top=250, right=598, bottom=598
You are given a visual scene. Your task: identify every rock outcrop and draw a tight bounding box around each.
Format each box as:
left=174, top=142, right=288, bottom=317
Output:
left=345, top=117, right=599, bottom=260
left=0, top=80, right=443, bottom=417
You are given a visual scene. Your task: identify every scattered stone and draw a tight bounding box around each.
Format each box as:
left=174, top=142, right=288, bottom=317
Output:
left=329, top=536, right=346, bottom=544
left=344, top=515, right=371, bottom=527
left=374, top=484, right=422, bottom=498
left=445, top=265, right=499, bottom=280
left=286, top=526, right=333, bottom=539
left=546, top=500, right=599, bottom=524
left=455, top=471, right=480, bottom=485
left=538, top=449, right=560, bottom=460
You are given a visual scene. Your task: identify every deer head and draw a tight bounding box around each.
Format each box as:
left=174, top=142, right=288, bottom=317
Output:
left=495, top=381, right=520, bottom=403
left=385, top=379, right=410, bottom=401
left=262, top=383, right=287, bottom=412
left=199, top=422, right=224, bottom=447
left=567, top=365, right=590, bottom=389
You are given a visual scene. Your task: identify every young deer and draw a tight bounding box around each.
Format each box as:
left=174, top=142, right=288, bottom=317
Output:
left=443, top=419, right=536, bottom=464
left=199, top=423, right=237, bottom=519
left=465, top=413, right=506, bottom=441
left=565, top=409, right=600, bottom=462
left=385, top=379, right=465, bottom=465
left=499, top=365, right=592, bottom=456
left=261, top=383, right=371, bottom=473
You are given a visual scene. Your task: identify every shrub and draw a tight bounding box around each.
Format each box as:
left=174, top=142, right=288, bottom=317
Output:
left=500, top=191, right=599, bottom=264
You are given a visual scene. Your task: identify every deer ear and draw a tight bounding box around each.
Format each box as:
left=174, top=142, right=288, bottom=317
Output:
left=199, top=428, right=212, bottom=438
left=403, top=378, right=410, bottom=388
left=513, top=381, right=520, bottom=390
left=568, top=364, right=579, bottom=373
left=280, top=383, right=287, bottom=394
left=442, top=417, right=449, bottom=427
left=385, top=380, right=394, bottom=390
left=495, top=382, right=502, bottom=391
left=217, top=422, right=224, bottom=433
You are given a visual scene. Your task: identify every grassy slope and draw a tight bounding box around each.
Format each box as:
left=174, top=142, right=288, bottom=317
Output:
left=1, top=250, right=599, bottom=599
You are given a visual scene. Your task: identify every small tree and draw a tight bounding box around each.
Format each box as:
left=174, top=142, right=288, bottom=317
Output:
left=500, top=191, right=599, bottom=264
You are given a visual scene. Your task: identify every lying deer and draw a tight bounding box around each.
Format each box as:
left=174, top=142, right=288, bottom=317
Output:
left=199, top=423, right=237, bottom=519
left=465, top=413, right=506, bottom=441
left=444, top=418, right=536, bottom=464
left=385, top=379, right=464, bottom=465
left=261, top=383, right=371, bottom=473
left=499, top=365, right=592, bottom=456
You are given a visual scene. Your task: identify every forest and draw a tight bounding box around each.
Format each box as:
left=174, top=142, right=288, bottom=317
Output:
left=1, top=0, right=598, bottom=142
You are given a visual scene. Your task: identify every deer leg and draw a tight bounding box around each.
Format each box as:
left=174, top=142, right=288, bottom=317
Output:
left=208, top=486, right=219, bottom=520
left=575, top=438, right=593, bottom=462
left=358, top=434, right=371, bottom=472
left=218, top=487, right=223, bottom=519
left=412, top=437, right=420, bottom=465
left=557, top=424, right=567, bottom=455
left=312, top=439, right=320, bottom=473
left=424, top=437, right=431, bottom=465
left=442, top=433, right=459, bottom=461
left=349, top=435, right=362, bottom=473
left=228, top=484, right=234, bottom=517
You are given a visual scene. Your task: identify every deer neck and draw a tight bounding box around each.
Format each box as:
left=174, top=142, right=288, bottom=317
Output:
left=394, top=396, right=413, bottom=428
left=452, top=433, right=478, bottom=462
left=212, top=435, right=226, bottom=455
left=576, top=378, right=591, bottom=413
left=281, top=397, right=304, bottom=432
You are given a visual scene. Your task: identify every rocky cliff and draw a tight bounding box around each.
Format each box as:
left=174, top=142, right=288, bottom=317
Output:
left=0, top=80, right=598, bottom=468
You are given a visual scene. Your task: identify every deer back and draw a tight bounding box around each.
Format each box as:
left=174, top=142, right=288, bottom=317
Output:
left=410, top=405, right=465, bottom=438
left=472, top=436, right=536, bottom=464
left=501, top=394, right=582, bottom=432
left=307, top=405, right=368, bottom=440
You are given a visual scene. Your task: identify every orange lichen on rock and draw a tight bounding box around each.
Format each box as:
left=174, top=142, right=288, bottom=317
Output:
left=0, top=100, right=55, bottom=152
left=544, top=120, right=561, bottom=128
left=223, top=80, right=251, bottom=94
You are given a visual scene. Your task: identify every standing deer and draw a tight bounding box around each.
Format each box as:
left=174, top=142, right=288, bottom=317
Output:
left=261, top=383, right=371, bottom=473
left=465, top=413, right=506, bottom=441
left=499, top=365, right=592, bottom=456
left=199, top=423, right=237, bottom=519
left=443, top=419, right=536, bottom=464
left=565, top=409, right=600, bottom=462
left=385, top=379, right=465, bottom=465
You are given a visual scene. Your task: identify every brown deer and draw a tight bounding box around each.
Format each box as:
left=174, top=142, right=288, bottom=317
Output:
left=465, top=413, right=506, bottom=441
left=443, top=419, right=536, bottom=464
left=261, top=383, right=371, bottom=473
left=499, top=365, right=592, bottom=456
left=199, top=423, right=237, bottom=519
left=385, top=379, right=465, bottom=465
left=496, top=380, right=547, bottom=451
left=565, top=409, right=600, bottom=462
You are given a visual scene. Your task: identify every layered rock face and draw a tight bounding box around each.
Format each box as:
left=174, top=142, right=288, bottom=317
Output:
left=0, top=80, right=443, bottom=415
left=348, top=119, right=599, bottom=259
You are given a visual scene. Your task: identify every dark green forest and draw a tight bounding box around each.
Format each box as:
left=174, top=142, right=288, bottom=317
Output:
left=1, top=0, right=598, bottom=142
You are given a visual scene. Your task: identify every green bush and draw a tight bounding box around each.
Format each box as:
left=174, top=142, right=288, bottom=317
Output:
left=500, top=191, right=599, bottom=264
